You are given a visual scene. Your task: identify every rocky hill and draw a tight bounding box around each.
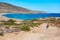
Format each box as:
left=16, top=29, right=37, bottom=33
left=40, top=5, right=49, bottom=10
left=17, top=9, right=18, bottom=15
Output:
left=0, top=2, right=46, bottom=13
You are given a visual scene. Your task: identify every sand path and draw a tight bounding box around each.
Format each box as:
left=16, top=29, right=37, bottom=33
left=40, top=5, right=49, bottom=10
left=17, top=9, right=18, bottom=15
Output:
left=0, top=23, right=60, bottom=40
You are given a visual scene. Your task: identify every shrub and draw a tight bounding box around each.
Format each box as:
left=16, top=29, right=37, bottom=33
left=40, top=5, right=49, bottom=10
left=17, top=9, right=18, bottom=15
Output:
left=4, top=19, right=16, bottom=25
left=21, top=26, right=30, bottom=31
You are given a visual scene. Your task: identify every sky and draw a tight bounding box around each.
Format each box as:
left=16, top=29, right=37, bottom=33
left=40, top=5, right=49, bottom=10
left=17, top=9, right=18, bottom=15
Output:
left=0, top=0, right=60, bottom=13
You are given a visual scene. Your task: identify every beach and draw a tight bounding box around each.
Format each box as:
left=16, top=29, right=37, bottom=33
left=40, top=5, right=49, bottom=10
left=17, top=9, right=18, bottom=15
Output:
left=0, top=1, right=60, bottom=40
left=0, top=23, right=60, bottom=40
left=0, top=13, right=9, bottom=21
left=0, top=13, right=60, bottom=40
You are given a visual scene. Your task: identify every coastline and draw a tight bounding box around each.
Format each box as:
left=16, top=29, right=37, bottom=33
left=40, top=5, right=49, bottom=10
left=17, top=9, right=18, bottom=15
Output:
left=0, top=13, right=60, bottom=40
left=0, top=13, right=9, bottom=21
left=0, top=13, right=23, bottom=21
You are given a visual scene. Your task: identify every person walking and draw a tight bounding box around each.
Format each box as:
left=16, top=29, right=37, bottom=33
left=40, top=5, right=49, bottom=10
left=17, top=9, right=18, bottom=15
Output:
left=46, top=23, right=49, bottom=29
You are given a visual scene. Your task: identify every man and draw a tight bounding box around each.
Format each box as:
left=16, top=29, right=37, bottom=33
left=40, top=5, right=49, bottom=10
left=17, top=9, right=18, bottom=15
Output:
left=46, top=23, right=49, bottom=29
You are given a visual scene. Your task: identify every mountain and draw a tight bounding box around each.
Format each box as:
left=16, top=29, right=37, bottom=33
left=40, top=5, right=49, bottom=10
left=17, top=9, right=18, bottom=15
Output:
left=0, top=2, right=46, bottom=13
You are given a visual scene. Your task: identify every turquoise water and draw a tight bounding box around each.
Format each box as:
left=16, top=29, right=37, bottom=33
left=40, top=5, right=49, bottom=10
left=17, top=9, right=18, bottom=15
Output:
left=3, top=13, right=60, bottom=20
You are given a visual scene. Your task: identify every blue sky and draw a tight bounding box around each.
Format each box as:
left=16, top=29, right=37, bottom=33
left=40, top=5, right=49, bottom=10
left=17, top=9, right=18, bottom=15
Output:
left=0, top=0, right=60, bottom=13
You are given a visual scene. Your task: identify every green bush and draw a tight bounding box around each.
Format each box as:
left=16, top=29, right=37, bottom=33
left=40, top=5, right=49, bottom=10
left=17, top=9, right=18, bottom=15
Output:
left=21, top=26, right=30, bottom=31
left=3, top=19, right=16, bottom=25
left=0, top=20, right=6, bottom=22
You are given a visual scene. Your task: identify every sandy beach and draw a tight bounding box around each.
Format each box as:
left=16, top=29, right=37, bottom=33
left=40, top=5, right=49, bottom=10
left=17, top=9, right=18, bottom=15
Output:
left=0, top=13, right=60, bottom=40
left=0, top=23, right=60, bottom=40
left=0, top=13, right=9, bottom=21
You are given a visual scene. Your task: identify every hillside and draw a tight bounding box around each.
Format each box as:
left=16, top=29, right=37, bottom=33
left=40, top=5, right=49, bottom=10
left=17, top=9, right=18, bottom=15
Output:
left=0, top=2, right=46, bottom=13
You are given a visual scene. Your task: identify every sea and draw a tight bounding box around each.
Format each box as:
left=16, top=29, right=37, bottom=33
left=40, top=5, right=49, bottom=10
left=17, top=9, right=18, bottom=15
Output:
left=3, top=13, right=60, bottom=20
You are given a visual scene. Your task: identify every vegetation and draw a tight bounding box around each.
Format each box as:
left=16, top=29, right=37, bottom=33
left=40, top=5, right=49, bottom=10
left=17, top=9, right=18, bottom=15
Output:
left=0, top=20, right=6, bottom=22
left=21, top=26, right=30, bottom=31
left=0, top=18, right=60, bottom=33
left=3, top=19, right=16, bottom=26
left=46, top=18, right=60, bottom=27
left=0, top=19, right=43, bottom=32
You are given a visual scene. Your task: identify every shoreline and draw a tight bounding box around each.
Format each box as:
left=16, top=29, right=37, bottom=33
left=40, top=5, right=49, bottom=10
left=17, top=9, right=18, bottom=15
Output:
left=0, top=13, right=23, bottom=21
left=0, top=13, right=9, bottom=21
left=0, top=13, right=60, bottom=21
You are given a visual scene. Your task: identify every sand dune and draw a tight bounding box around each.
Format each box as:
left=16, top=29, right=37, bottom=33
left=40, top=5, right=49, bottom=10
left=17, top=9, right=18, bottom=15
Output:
left=0, top=23, right=60, bottom=40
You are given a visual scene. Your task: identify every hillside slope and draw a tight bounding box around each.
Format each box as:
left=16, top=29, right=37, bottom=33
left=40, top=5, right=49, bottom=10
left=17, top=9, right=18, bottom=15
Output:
left=0, top=2, right=46, bottom=13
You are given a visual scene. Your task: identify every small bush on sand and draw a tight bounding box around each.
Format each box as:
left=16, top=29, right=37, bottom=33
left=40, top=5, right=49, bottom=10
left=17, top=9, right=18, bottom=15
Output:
left=4, top=19, right=16, bottom=26
left=21, top=26, right=30, bottom=31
